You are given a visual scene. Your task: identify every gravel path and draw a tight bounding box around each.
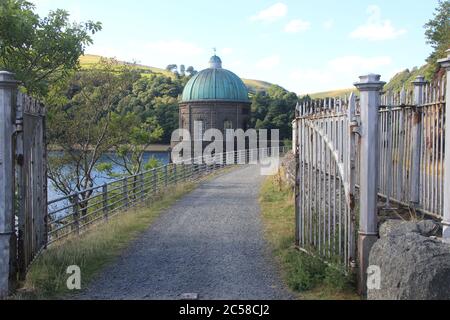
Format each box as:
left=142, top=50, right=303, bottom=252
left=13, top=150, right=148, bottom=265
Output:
left=76, top=165, right=293, bottom=300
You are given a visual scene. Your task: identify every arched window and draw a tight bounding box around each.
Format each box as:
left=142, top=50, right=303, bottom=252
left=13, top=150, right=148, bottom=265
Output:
left=224, top=120, right=233, bottom=130
left=194, top=120, right=204, bottom=141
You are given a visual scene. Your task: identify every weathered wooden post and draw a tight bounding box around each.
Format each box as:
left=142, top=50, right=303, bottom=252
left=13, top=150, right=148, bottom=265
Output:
left=0, top=71, right=19, bottom=298
left=354, top=74, right=385, bottom=295
left=410, top=76, right=427, bottom=205
left=438, top=50, right=450, bottom=241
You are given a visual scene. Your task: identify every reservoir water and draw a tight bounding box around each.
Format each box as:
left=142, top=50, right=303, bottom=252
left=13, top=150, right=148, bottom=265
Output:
left=47, top=151, right=170, bottom=201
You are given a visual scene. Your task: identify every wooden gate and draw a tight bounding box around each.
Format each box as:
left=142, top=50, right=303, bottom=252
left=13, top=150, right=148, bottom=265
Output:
left=295, top=94, right=358, bottom=271
left=15, top=93, right=47, bottom=279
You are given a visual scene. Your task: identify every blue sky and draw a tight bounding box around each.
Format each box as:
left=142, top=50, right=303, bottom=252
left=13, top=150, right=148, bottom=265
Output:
left=32, top=0, right=439, bottom=94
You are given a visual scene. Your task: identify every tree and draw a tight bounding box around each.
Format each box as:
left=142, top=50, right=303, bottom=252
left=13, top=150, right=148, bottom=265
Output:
left=250, top=85, right=298, bottom=141
left=166, top=64, right=178, bottom=73
left=179, top=64, right=186, bottom=77
left=46, top=59, right=134, bottom=214
left=104, top=113, right=164, bottom=177
left=186, top=66, right=197, bottom=76
left=115, top=74, right=184, bottom=144
left=0, top=0, right=101, bottom=97
left=424, top=0, right=450, bottom=74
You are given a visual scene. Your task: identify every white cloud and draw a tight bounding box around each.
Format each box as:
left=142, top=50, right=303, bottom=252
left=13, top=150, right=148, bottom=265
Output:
left=250, top=3, right=288, bottom=23
left=256, top=55, right=281, bottom=70
left=350, top=5, right=406, bottom=41
left=290, top=55, right=393, bottom=94
left=323, top=19, right=334, bottom=30
left=284, top=19, right=311, bottom=33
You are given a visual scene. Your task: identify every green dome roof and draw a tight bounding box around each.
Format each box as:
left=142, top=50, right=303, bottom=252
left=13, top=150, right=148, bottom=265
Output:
left=181, top=55, right=249, bottom=103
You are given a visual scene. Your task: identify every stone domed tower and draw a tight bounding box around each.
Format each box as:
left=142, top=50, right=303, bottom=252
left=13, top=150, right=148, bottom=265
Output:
left=178, top=55, right=251, bottom=146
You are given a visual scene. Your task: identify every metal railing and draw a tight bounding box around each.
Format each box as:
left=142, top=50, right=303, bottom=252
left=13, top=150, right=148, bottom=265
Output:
left=47, top=147, right=288, bottom=245
left=295, top=95, right=358, bottom=270
left=378, top=75, right=446, bottom=218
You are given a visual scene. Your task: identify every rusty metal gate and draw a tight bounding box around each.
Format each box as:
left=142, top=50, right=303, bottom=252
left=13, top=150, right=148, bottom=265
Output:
left=295, top=94, right=358, bottom=270
left=15, top=92, right=47, bottom=279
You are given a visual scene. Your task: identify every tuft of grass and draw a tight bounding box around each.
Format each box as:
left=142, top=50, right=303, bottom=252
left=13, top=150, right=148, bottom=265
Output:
left=259, top=173, right=359, bottom=300
left=13, top=182, right=197, bottom=300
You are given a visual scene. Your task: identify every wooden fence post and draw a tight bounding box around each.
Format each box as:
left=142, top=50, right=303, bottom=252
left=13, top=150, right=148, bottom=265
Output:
left=0, top=71, right=19, bottom=298
left=410, top=76, right=427, bottom=205
left=354, top=74, right=385, bottom=296
left=438, top=50, right=450, bottom=241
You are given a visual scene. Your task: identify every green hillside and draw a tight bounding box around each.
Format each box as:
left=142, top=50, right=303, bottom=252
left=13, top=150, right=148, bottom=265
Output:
left=79, top=54, right=174, bottom=77
left=242, top=78, right=274, bottom=94
left=384, top=64, right=434, bottom=92
left=79, top=54, right=275, bottom=93
left=307, top=88, right=356, bottom=99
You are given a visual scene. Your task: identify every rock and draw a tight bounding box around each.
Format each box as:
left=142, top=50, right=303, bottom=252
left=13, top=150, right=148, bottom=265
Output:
left=379, top=220, right=419, bottom=238
left=378, top=219, right=441, bottom=238
left=368, top=231, right=450, bottom=300
left=417, top=220, right=441, bottom=237
left=280, top=152, right=296, bottom=186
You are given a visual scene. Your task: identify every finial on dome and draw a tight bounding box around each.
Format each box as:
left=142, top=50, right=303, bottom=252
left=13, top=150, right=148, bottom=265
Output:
left=209, top=53, right=222, bottom=69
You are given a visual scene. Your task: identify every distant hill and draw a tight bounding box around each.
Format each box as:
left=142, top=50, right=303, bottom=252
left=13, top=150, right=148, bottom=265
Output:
left=79, top=54, right=175, bottom=77
left=242, top=79, right=274, bottom=94
left=79, top=54, right=275, bottom=93
left=306, top=88, right=356, bottom=99
left=304, top=63, right=435, bottom=99
left=384, top=64, right=434, bottom=92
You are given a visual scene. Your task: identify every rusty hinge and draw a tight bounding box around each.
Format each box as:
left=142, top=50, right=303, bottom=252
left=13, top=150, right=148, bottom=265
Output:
left=350, top=120, right=361, bottom=136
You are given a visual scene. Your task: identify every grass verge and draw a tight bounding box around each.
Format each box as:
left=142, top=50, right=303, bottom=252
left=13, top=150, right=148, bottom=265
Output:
left=13, top=182, right=197, bottom=300
left=259, top=172, right=359, bottom=300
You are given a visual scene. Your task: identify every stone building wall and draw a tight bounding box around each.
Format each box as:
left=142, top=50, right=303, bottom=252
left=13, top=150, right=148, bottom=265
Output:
left=179, top=101, right=251, bottom=136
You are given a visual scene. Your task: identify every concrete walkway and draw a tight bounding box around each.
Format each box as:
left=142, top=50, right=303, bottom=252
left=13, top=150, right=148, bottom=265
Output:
left=77, top=165, right=292, bottom=300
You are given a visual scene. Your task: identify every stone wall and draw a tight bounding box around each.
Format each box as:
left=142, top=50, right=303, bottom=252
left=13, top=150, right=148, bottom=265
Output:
left=280, top=151, right=296, bottom=187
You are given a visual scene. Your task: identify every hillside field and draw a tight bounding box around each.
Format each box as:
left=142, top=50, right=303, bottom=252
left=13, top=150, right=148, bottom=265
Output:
left=79, top=54, right=274, bottom=94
